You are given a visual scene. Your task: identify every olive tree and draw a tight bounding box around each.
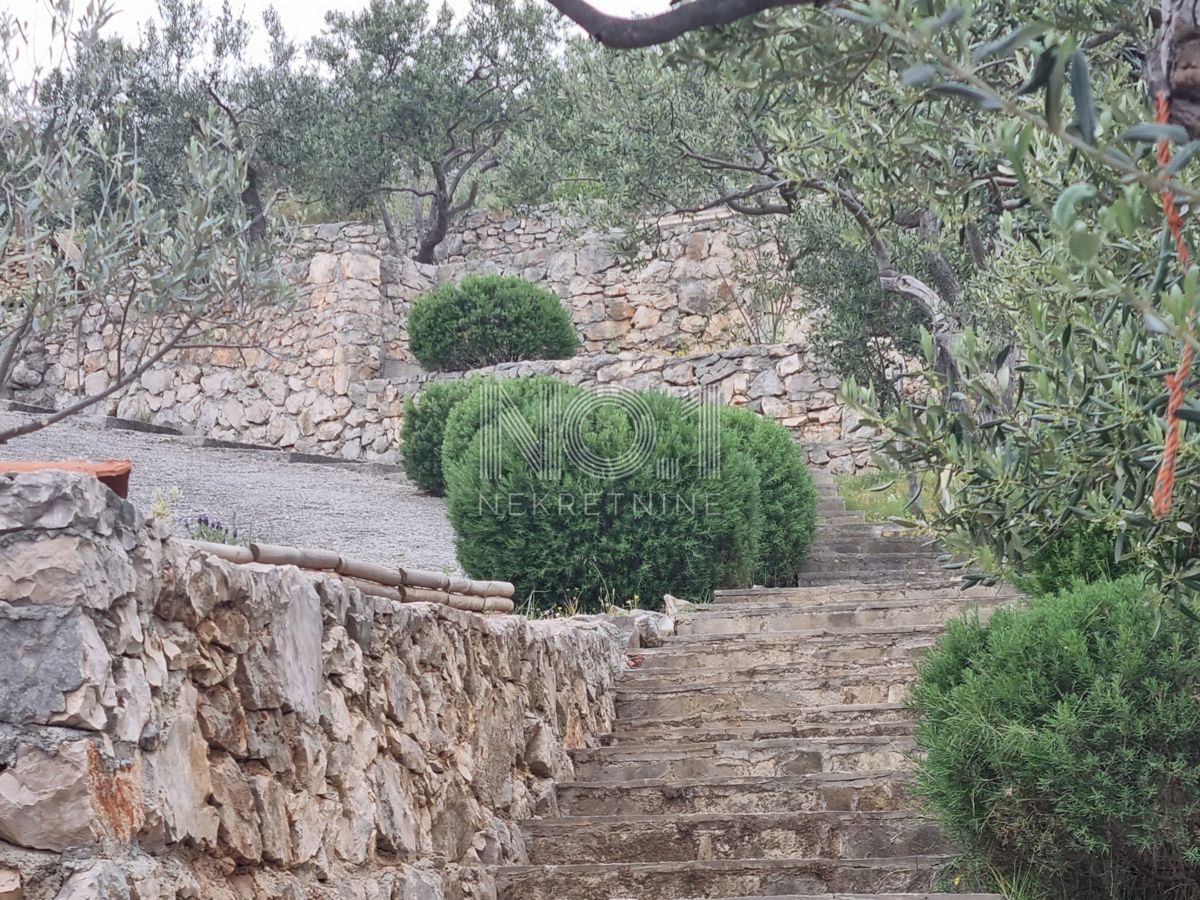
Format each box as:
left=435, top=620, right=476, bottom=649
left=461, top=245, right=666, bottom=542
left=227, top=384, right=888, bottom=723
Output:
left=310, top=0, right=559, bottom=261
left=538, top=0, right=1200, bottom=598
left=504, top=31, right=992, bottom=385
left=0, top=4, right=282, bottom=443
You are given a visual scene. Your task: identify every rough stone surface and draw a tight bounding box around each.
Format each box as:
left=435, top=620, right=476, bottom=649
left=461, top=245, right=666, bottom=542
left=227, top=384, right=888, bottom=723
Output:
left=433, top=210, right=772, bottom=354
left=495, top=476, right=1012, bottom=900
left=0, top=471, right=625, bottom=899
left=9, top=225, right=414, bottom=462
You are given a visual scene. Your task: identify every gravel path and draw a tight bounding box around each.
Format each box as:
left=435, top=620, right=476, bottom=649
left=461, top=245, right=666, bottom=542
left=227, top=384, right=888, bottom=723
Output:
left=0, top=412, right=460, bottom=573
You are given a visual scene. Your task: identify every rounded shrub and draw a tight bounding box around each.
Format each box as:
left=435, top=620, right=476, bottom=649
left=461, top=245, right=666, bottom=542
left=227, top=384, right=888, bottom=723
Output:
left=912, top=575, right=1200, bottom=899
left=721, top=405, right=818, bottom=585
left=407, top=275, right=579, bottom=372
left=441, top=374, right=573, bottom=477
left=399, top=378, right=479, bottom=495
left=442, top=382, right=761, bottom=610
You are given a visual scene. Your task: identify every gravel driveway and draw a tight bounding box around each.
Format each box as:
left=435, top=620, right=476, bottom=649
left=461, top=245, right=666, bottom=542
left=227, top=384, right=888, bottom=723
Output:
left=0, top=411, right=460, bottom=573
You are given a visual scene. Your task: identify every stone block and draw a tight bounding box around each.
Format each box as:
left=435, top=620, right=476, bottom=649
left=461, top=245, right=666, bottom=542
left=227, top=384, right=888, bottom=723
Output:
left=584, top=320, right=632, bottom=343
left=343, top=253, right=381, bottom=283
left=0, top=605, right=112, bottom=731
left=0, top=867, right=20, bottom=900
left=748, top=368, right=785, bottom=400
left=0, top=471, right=136, bottom=537
left=54, top=861, right=130, bottom=899
left=0, top=739, right=142, bottom=852
left=139, top=367, right=173, bottom=395
left=0, top=534, right=135, bottom=610
left=234, top=568, right=322, bottom=723
left=308, top=253, right=338, bottom=284
left=140, top=682, right=218, bottom=848
left=677, top=278, right=714, bottom=315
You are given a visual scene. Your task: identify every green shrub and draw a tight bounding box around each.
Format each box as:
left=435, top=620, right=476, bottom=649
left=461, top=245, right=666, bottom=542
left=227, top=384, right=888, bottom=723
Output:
left=400, top=378, right=478, bottom=495
left=1016, top=523, right=1135, bottom=597
left=441, top=374, right=574, bottom=477
left=407, top=275, right=579, bottom=372
left=443, top=382, right=761, bottom=610
left=912, top=575, right=1200, bottom=899
left=721, top=405, right=817, bottom=585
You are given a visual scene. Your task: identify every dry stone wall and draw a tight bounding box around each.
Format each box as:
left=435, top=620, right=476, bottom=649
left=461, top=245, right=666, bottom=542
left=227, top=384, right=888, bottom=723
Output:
left=10, top=225, right=433, bottom=461
left=5, top=214, right=877, bottom=472
left=0, top=471, right=625, bottom=899
left=390, top=343, right=880, bottom=474
left=433, top=209, right=801, bottom=354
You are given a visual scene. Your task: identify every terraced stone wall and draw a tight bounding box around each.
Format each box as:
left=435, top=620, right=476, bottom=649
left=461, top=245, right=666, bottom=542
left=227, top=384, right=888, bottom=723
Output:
left=430, top=209, right=796, bottom=354
left=389, top=343, right=882, bottom=474
left=4, top=215, right=883, bottom=472
left=8, top=224, right=431, bottom=460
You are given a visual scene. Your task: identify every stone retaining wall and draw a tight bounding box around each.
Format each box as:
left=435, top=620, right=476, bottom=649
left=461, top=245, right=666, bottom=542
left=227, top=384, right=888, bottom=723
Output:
left=389, top=343, right=880, bottom=474
left=433, top=209, right=802, bottom=354
left=10, top=224, right=433, bottom=461
left=0, top=471, right=625, bottom=899
left=5, top=216, right=878, bottom=472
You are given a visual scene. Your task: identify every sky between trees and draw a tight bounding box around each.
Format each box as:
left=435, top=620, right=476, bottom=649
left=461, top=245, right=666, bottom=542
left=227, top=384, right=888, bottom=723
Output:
left=16, top=0, right=665, bottom=74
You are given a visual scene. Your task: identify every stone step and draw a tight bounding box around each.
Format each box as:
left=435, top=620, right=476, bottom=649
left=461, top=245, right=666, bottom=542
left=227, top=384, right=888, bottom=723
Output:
left=682, top=595, right=999, bottom=626
left=496, top=855, right=954, bottom=899
left=611, top=704, right=914, bottom=745
left=809, top=538, right=936, bottom=554
left=556, top=770, right=915, bottom=817
left=687, top=896, right=1000, bottom=900
left=813, top=526, right=909, bottom=541
left=802, top=555, right=950, bottom=575
left=676, top=596, right=1002, bottom=637
left=621, top=659, right=917, bottom=692
left=815, top=515, right=874, bottom=527
left=793, top=570, right=958, bottom=587
left=702, top=589, right=1000, bottom=613
left=634, top=628, right=941, bottom=669
left=712, top=584, right=1014, bottom=606
left=571, top=736, right=914, bottom=783
left=523, top=810, right=947, bottom=865
left=616, top=670, right=916, bottom=717
left=607, top=716, right=914, bottom=747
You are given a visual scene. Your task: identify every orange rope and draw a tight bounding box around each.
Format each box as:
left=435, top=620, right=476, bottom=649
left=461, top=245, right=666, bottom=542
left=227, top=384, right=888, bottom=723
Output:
left=1151, top=90, right=1196, bottom=518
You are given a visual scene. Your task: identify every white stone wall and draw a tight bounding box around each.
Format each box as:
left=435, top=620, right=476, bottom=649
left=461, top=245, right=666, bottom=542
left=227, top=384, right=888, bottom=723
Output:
left=0, top=470, right=626, bottom=899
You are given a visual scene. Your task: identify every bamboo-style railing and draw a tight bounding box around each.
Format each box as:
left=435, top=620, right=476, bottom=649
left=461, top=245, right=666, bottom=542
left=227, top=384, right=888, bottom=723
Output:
left=185, top=540, right=515, bottom=614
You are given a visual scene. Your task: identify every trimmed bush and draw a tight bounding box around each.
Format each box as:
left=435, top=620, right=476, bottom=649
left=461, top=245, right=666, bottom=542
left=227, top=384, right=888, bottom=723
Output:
left=400, top=378, right=479, bottom=495
left=912, top=576, right=1200, bottom=899
left=442, top=382, right=761, bottom=610
left=721, top=405, right=818, bottom=585
left=440, top=374, right=573, bottom=478
left=407, top=275, right=579, bottom=372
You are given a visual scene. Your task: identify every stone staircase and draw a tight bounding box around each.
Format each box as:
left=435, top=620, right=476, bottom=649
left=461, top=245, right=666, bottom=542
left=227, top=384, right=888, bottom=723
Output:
left=496, top=475, right=1011, bottom=899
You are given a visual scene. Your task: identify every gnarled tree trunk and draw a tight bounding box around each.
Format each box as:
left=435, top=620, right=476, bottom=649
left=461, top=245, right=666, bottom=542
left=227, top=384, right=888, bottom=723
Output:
left=1151, top=0, right=1200, bottom=139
